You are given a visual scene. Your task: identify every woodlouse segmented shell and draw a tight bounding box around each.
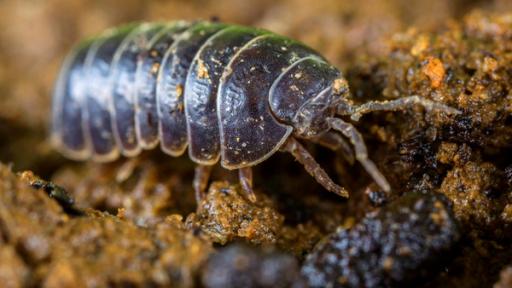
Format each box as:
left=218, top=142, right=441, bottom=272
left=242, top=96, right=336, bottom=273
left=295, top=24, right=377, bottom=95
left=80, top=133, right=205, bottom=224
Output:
left=51, top=20, right=339, bottom=169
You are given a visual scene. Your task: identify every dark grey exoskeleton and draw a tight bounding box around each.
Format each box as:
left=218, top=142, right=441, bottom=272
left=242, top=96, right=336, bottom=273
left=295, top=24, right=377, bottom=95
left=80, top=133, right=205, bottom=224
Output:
left=51, top=21, right=460, bottom=202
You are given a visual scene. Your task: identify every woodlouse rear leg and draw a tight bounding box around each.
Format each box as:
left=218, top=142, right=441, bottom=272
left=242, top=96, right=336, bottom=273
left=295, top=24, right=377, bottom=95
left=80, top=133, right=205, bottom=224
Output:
left=239, top=167, right=257, bottom=202
left=311, top=131, right=355, bottom=165
left=327, top=117, right=391, bottom=192
left=115, top=158, right=141, bottom=182
left=338, top=95, right=461, bottom=121
left=193, top=165, right=213, bottom=203
left=282, top=137, right=349, bottom=198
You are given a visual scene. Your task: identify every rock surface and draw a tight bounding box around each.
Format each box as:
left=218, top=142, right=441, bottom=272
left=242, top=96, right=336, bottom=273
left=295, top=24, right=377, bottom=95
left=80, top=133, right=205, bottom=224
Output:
left=302, top=192, right=460, bottom=287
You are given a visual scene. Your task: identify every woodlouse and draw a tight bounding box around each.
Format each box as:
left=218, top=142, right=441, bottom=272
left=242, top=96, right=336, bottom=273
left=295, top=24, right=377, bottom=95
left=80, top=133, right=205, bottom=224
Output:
left=51, top=21, right=460, bottom=202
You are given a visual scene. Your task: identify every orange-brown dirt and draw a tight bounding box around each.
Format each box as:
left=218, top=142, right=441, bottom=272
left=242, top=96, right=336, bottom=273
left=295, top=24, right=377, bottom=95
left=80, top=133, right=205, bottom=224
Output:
left=0, top=0, right=511, bottom=287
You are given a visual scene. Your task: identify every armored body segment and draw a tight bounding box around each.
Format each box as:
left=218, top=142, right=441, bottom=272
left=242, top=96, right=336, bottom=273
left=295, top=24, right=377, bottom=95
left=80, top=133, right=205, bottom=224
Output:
left=83, top=24, right=139, bottom=161
left=110, top=23, right=166, bottom=156
left=51, top=41, right=93, bottom=160
left=157, top=22, right=228, bottom=156
left=135, top=22, right=191, bottom=149
left=184, top=26, right=268, bottom=165
left=217, top=34, right=317, bottom=169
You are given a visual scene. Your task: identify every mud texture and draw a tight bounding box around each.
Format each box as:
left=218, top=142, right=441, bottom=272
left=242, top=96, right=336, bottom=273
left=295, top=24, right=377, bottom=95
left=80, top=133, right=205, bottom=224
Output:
left=0, top=0, right=511, bottom=287
left=301, top=192, right=460, bottom=287
left=201, top=244, right=305, bottom=288
left=0, top=165, right=212, bottom=287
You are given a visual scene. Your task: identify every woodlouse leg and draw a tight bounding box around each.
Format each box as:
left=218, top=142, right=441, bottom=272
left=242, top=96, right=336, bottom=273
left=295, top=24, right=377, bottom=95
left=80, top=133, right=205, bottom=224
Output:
left=193, top=165, right=213, bottom=203
left=115, top=157, right=140, bottom=183
left=239, top=167, right=257, bottom=202
left=338, top=95, right=461, bottom=121
left=311, top=131, right=355, bottom=165
left=328, top=117, right=391, bottom=192
left=282, top=137, right=349, bottom=198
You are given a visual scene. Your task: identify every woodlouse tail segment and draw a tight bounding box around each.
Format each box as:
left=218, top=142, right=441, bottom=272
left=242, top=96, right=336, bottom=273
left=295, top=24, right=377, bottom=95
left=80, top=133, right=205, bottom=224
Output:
left=283, top=137, right=349, bottom=198
left=327, top=118, right=391, bottom=193
left=338, top=95, right=462, bottom=121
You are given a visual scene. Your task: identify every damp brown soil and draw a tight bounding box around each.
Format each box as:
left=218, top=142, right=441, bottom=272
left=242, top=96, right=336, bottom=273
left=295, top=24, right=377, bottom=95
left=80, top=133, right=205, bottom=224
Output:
left=0, top=1, right=511, bottom=287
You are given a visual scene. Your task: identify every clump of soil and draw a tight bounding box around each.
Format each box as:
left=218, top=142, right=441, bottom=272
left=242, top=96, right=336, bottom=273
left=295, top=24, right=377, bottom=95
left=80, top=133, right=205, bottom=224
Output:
left=0, top=164, right=213, bottom=287
left=189, top=182, right=285, bottom=245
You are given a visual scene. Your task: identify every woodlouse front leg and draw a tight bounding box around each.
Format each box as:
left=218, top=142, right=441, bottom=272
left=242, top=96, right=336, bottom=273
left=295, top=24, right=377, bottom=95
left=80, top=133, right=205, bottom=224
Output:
left=239, top=167, right=257, bottom=202
left=327, top=117, right=391, bottom=192
left=338, top=95, right=461, bottom=121
left=193, top=165, right=213, bottom=203
left=282, top=137, right=349, bottom=198
left=311, top=131, right=355, bottom=165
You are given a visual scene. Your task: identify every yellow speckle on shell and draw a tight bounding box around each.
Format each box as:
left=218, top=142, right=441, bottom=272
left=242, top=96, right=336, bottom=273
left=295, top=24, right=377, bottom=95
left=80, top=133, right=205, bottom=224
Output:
left=197, top=60, right=209, bottom=79
left=150, top=63, right=160, bottom=75
left=176, top=84, right=183, bottom=98
left=333, top=77, right=349, bottom=94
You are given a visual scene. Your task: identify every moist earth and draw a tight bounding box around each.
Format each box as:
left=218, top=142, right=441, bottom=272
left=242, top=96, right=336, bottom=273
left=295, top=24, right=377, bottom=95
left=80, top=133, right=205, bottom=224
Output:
left=0, top=0, right=511, bottom=287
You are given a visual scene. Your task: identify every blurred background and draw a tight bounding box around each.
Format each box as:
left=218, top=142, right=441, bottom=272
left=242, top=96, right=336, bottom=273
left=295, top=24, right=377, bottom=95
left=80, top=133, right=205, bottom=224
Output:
left=0, top=0, right=510, bottom=173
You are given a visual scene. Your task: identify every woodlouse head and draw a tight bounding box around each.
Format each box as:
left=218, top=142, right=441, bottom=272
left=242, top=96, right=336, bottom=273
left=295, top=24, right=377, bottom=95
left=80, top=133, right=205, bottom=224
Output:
left=291, top=77, right=351, bottom=139
left=269, top=56, right=350, bottom=139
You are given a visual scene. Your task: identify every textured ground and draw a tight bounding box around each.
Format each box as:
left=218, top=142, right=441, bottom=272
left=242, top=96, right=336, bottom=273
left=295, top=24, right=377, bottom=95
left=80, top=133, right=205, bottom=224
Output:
left=0, top=0, right=511, bottom=287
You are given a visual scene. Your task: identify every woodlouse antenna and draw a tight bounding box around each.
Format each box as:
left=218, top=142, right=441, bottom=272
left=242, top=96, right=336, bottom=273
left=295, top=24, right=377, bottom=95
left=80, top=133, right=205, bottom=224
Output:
left=337, top=95, right=461, bottom=121
left=331, top=95, right=461, bottom=192
left=327, top=117, right=391, bottom=193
